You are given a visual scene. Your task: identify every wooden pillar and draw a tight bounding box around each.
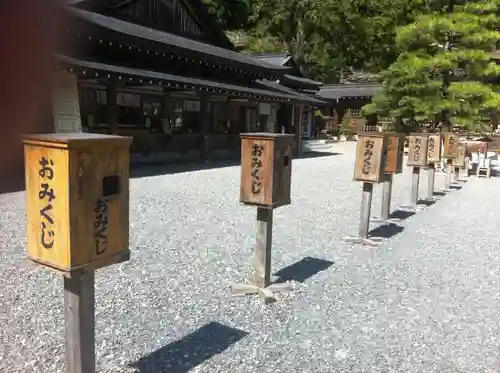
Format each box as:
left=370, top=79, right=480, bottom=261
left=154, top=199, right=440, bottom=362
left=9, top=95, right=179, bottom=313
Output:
left=64, top=271, right=96, bottom=373
left=200, top=95, right=210, bottom=162
left=293, top=104, right=303, bottom=157
left=427, top=164, right=435, bottom=200
left=411, top=167, right=420, bottom=206
left=106, top=80, right=118, bottom=134
left=225, top=99, right=231, bottom=131
left=253, top=207, right=273, bottom=288
left=161, top=91, right=173, bottom=133
left=380, top=174, right=393, bottom=221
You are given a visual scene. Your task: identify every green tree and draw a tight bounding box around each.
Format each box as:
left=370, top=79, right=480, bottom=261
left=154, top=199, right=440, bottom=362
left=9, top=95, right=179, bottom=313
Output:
left=364, top=0, right=500, bottom=132
left=202, top=0, right=253, bottom=30
left=248, top=0, right=429, bottom=81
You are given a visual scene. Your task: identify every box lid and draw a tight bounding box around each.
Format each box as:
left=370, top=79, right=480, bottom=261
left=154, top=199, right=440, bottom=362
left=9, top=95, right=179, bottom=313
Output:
left=357, top=131, right=386, bottom=138
left=240, top=132, right=295, bottom=140
left=22, top=133, right=133, bottom=149
left=409, top=132, right=431, bottom=137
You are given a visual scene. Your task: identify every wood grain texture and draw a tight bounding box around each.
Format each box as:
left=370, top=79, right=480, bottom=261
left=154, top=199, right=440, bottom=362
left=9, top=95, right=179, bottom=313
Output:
left=358, top=182, right=373, bottom=238
left=443, top=133, right=459, bottom=158
left=23, top=133, right=132, bottom=274
left=410, top=166, right=421, bottom=206
left=253, top=207, right=273, bottom=289
left=64, top=270, right=95, bottom=373
left=427, top=165, right=435, bottom=200
left=240, top=133, right=294, bottom=208
left=384, top=133, right=405, bottom=174
left=407, top=133, right=429, bottom=167
left=353, top=132, right=387, bottom=183
left=452, top=143, right=466, bottom=167
left=427, top=134, right=442, bottom=163
left=380, top=174, right=393, bottom=221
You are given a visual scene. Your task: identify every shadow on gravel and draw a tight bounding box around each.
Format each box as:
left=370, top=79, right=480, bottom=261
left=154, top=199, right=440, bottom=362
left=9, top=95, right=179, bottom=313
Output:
left=389, top=210, right=415, bottom=220
left=299, top=151, right=342, bottom=159
left=449, top=184, right=462, bottom=190
left=417, top=199, right=436, bottom=207
left=129, top=322, right=249, bottom=373
left=130, top=152, right=340, bottom=178
left=368, top=223, right=404, bottom=239
left=273, top=256, right=334, bottom=284
left=433, top=191, right=446, bottom=197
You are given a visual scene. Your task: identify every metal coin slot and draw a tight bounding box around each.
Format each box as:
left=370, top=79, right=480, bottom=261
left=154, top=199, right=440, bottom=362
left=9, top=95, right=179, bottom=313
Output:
left=284, top=155, right=290, bottom=167
left=102, top=175, right=120, bottom=197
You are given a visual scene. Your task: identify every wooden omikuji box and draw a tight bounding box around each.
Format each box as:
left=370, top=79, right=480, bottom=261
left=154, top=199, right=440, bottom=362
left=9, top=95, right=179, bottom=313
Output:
left=426, top=133, right=442, bottom=164
left=406, top=133, right=429, bottom=167
left=23, top=133, right=133, bottom=275
left=353, top=132, right=388, bottom=183
left=443, top=133, right=459, bottom=158
left=452, top=143, right=467, bottom=167
left=384, top=133, right=405, bottom=174
left=240, top=133, right=294, bottom=209
left=479, top=141, right=488, bottom=154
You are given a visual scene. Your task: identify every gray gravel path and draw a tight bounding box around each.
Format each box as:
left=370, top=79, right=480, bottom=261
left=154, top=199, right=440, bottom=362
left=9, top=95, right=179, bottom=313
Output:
left=2, top=142, right=500, bottom=373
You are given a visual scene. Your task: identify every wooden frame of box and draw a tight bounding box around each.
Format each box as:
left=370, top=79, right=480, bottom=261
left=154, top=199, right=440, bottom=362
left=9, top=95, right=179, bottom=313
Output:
left=443, top=133, right=459, bottom=159
left=384, top=133, right=405, bottom=174
left=239, top=133, right=295, bottom=209
left=406, top=133, right=429, bottom=167
left=23, top=133, right=133, bottom=276
left=426, top=133, right=442, bottom=164
left=353, top=132, right=388, bottom=183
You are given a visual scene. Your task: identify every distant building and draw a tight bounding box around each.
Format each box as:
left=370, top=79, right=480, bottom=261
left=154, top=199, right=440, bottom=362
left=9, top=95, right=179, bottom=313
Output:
left=317, top=84, right=381, bottom=133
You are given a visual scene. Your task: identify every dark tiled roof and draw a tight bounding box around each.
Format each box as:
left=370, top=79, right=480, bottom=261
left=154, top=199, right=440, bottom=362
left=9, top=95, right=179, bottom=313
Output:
left=252, top=53, right=292, bottom=67
left=256, top=80, right=327, bottom=105
left=283, top=74, right=322, bottom=87
left=69, top=0, right=235, bottom=49
left=56, top=55, right=299, bottom=102
left=67, top=7, right=288, bottom=75
left=317, top=84, right=380, bottom=100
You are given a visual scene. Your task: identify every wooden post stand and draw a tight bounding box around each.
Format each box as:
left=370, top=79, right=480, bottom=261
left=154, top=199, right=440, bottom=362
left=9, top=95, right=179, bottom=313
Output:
left=452, top=143, right=466, bottom=184
left=425, top=134, right=441, bottom=201
left=359, top=182, right=373, bottom=238
left=399, top=133, right=429, bottom=212
left=232, top=207, right=291, bottom=304
left=427, top=163, right=436, bottom=201
left=22, top=133, right=133, bottom=373
left=371, top=133, right=404, bottom=225
left=343, top=182, right=385, bottom=246
left=443, top=133, right=459, bottom=190
left=232, top=133, right=295, bottom=304
left=411, top=166, right=420, bottom=206
left=453, top=167, right=460, bottom=183
left=476, top=141, right=491, bottom=178
left=445, top=159, right=453, bottom=191
left=64, top=271, right=96, bottom=373
left=343, top=132, right=389, bottom=246
left=380, top=174, right=393, bottom=221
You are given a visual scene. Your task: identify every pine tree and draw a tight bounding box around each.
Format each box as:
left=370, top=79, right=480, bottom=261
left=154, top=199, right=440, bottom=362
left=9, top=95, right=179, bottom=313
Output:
left=363, top=0, right=500, bottom=132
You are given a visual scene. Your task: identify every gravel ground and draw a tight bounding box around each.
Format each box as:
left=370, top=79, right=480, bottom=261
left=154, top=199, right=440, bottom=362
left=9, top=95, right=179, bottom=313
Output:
left=2, top=141, right=500, bottom=373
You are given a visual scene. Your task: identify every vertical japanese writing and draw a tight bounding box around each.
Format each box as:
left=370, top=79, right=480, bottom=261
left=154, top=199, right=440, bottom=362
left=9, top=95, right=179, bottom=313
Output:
left=251, top=143, right=264, bottom=194
left=38, top=157, right=56, bottom=249
left=387, top=137, right=394, bottom=153
left=448, top=136, right=455, bottom=155
left=413, top=137, right=422, bottom=162
left=94, top=198, right=109, bottom=255
left=362, top=139, right=374, bottom=174
left=428, top=137, right=436, bottom=160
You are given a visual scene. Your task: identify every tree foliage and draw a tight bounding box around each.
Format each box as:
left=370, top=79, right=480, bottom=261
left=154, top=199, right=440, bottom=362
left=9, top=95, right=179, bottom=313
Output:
left=364, top=0, right=500, bottom=132
left=202, top=0, right=253, bottom=30
left=204, top=0, right=431, bottom=81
